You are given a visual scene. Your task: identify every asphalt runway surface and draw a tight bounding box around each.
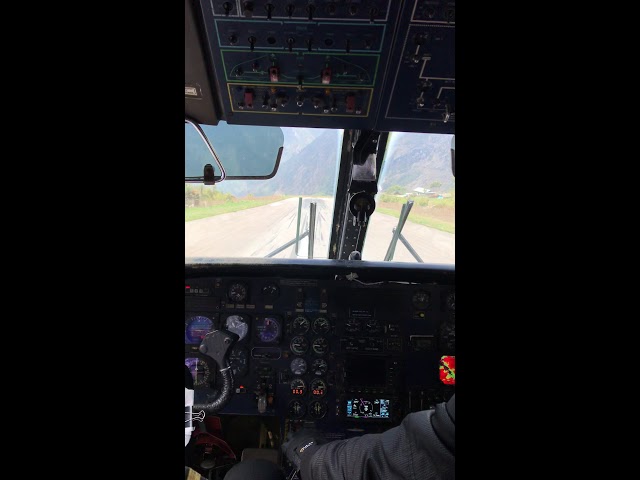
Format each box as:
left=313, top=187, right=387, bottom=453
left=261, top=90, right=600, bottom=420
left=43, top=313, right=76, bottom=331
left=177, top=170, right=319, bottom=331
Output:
left=186, top=198, right=454, bottom=264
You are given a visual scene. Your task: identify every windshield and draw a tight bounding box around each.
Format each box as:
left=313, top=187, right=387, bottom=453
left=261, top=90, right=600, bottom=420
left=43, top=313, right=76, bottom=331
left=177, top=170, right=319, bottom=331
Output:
left=185, top=127, right=453, bottom=264
left=185, top=127, right=343, bottom=260
left=362, top=132, right=455, bottom=264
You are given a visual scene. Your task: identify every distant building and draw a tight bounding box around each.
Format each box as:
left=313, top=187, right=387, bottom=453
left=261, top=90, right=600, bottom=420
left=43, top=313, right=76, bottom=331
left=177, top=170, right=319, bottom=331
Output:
left=413, top=187, right=431, bottom=195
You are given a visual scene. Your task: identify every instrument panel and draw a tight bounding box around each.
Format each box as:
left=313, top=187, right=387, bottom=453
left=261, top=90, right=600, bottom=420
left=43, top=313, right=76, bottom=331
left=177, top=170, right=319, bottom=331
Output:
left=185, top=264, right=455, bottom=435
left=191, top=0, right=455, bottom=133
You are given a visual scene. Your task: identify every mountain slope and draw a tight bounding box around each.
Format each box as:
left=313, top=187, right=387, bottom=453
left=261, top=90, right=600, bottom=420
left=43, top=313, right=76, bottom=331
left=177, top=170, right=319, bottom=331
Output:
left=212, top=129, right=454, bottom=197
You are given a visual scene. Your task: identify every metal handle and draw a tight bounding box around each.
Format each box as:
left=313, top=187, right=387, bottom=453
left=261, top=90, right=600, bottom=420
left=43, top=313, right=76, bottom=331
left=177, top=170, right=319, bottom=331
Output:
left=185, top=118, right=226, bottom=183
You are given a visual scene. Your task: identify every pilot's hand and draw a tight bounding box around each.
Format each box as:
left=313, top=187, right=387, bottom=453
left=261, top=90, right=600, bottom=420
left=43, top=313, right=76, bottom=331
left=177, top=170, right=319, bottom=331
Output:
left=282, top=428, right=327, bottom=471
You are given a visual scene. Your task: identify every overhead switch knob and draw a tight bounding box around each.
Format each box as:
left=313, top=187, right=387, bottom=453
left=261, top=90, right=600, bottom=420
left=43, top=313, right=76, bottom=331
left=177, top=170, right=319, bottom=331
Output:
left=243, top=1, right=254, bottom=17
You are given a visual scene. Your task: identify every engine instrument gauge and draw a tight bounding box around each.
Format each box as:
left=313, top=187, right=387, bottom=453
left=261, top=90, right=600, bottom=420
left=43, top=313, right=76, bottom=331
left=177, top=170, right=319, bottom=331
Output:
left=228, top=283, right=248, bottom=303
left=288, top=400, right=306, bottom=419
left=310, top=378, right=327, bottom=398
left=446, top=292, right=455, bottom=312
left=185, top=316, right=213, bottom=344
left=412, top=291, right=431, bottom=309
left=312, top=337, right=329, bottom=355
left=345, top=318, right=361, bottom=333
left=308, top=401, right=327, bottom=419
left=255, top=316, right=281, bottom=343
left=312, top=317, right=330, bottom=334
left=229, top=346, right=249, bottom=377
left=290, top=335, right=309, bottom=355
left=311, top=359, right=328, bottom=376
left=290, top=378, right=307, bottom=396
left=185, top=356, right=211, bottom=387
left=261, top=283, right=279, bottom=297
left=365, top=317, right=379, bottom=330
left=224, top=314, right=249, bottom=341
left=438, top=322, right=455, bottom=353
left=292, top=316, right=310, bottom=334
left=290, top=357, right=308, bottom=376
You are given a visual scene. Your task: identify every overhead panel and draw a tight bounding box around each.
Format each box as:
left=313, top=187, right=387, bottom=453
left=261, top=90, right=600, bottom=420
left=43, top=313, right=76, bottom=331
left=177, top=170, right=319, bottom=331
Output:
left=198, top=1, right=398, bottom=129
left=375, top=1, right=455, bottom=133
left=194, top=1, right=454, bottom=133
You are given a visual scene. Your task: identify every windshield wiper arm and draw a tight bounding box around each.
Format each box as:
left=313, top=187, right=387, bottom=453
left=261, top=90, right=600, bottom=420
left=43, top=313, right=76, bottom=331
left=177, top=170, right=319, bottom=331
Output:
left=384, top=200, right=423, bottom=262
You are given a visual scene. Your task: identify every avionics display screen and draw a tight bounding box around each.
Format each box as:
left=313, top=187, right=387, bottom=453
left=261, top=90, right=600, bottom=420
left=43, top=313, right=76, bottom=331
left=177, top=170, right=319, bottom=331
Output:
left=345, top=357, right=386, bottom=387
left=346, top=398, right=390, bottom=419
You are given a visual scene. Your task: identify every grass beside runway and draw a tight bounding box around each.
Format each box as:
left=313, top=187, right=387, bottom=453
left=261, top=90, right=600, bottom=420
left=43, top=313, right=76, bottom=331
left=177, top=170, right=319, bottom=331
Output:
left=185, top=196, right=287, bottom=222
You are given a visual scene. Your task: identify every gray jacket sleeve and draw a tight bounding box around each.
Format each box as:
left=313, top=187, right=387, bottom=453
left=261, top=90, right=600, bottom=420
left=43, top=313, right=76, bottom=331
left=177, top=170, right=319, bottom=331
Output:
left=300, top=402, right=455, bottom=480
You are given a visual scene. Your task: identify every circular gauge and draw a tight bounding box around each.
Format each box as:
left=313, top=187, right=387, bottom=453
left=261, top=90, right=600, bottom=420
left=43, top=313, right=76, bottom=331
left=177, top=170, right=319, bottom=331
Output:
left=292, top=316, right=310, bottom=335
left=365, top=317, right=378, bottom=330
left=345, top=318, right=360, bottom=333
left=224, top=315, right=249, bottom=341
left=412, top=291, right=431, bottom=309
left=288, top=400, right=306, bottom=419
left=311, top=359, right=328, bottom=376
left=446, top=292, right=455, bottom=312
left=290, top=378, right=306, bottom=396
left=256, top=316, right=281, bottom=343
left=312, top=337, right=329, bottom=355
left=290, top=357, right=308, bottom=376
left=185, top=357, right=211, bottom=387
left=185, top=316, right=213, bottom=344
left=228, top=283, right=248, bottom=303
left=310, top=378, right=327, bottom=398
left=312, top=317, right=330, bottom=335
left=229, top=346, right=249, bottom=377
left=261, top=283, right=279, bottom=297
left=438, top=322, right=455, bottom=353
left=290, top=335, right=309, bottom=355
left=308, top=401, right=327, bottom=419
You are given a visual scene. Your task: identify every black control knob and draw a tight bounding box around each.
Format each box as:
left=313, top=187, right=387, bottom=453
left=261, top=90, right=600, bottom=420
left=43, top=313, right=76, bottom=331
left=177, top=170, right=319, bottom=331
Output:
left=243, top=1, right=254, bottom=18
left=327, top=2, right=337, bottom=15
left=286, top=37, right=295, bottom=52
left=369, top=7, right=378, bottom=23
left=306, top=4, right=315, bottom=21
left=265, top=2, right=274, bottom=20
left=446, top=8, right=455, bottom=23
left=425, top=6, right=436, bottom=19
left=228, top=34, right=238, bottom=45
left=222, top=2, right=233, bottom=16
left=248, top=36, right=256, bottom=52
left=296, top=95, right=304, bottom=107
left=286, top=4, right=295, bottom=18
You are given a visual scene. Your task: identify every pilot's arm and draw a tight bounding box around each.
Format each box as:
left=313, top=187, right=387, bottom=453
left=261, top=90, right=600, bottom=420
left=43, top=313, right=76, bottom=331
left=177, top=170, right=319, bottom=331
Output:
left=285, top=395, right=455, bottom=480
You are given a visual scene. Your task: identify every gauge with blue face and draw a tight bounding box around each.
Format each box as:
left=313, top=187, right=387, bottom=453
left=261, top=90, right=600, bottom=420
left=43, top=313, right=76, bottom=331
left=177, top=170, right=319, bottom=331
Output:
left=255, top=316, right=281, bottom=343
left=185, top=316, right=213, bottom=344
